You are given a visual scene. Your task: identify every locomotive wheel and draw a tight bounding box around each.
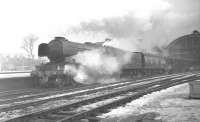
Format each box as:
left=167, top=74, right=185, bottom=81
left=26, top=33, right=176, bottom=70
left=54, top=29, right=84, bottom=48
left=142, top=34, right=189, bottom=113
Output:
left=48, top=75, right=67, bottom=88
left=63, top=74, right=77, bottom=86
left=42, top=76, right=54, bottom=88
left=31, top=75, right=42, bottom=87
left=37, top=75, right=58, bottom=88
left=32, top=75, right=50, bottom=88
left=55, top=77, right=65, bottom=88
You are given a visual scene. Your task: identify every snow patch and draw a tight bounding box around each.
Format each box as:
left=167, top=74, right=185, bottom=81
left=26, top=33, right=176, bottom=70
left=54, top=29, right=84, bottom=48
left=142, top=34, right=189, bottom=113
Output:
left=100, top=83, right=200, bottom=122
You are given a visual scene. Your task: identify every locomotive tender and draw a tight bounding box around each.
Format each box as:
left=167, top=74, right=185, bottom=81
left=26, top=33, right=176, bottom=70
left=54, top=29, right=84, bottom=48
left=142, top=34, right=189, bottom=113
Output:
left=31, top=37, right=195, bottom=87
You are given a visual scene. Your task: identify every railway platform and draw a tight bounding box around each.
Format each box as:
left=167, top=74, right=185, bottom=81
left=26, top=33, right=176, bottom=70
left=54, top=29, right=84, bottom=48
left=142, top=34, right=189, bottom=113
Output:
left=0, top=72, right=35, bottom=91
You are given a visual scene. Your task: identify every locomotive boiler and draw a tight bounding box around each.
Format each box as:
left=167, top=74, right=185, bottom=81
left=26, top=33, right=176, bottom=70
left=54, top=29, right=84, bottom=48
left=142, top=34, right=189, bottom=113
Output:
left=38, top=37, right=109, bottom=62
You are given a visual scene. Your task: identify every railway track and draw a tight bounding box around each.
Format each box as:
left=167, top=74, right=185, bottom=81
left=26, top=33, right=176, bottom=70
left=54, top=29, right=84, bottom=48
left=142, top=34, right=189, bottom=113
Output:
left=0, top=73, right=183, bottom=112
left=0, top=72, right=199, bottom=122
left=0, top=72, right=187, bottom=101
left=0, top=88, right=55, bottom=100
left=0, top=73, right=185, bottom=103
left=0, top=84, right=87, bottom=102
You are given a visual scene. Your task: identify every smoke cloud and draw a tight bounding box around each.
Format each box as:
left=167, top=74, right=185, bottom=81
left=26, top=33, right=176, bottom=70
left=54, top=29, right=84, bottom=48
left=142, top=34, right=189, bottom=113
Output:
left=69, top=0, right=200, bottom=52
left=64, top=47, right=132, bottom=84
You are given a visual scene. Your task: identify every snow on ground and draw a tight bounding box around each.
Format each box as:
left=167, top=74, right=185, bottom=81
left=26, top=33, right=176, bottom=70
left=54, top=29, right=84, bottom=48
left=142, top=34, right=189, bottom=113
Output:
left=100, top=83, right=200, bottom=122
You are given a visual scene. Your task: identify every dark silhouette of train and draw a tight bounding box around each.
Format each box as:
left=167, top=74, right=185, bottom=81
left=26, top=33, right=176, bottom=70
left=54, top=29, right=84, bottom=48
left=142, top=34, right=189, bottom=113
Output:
left=31, top=36, right=196, bottom=87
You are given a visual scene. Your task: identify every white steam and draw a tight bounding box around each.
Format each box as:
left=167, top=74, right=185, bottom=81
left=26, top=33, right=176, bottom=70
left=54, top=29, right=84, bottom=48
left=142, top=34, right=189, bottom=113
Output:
left=68, top=0, right=200, bottom=53
left=64, top=47, right=132, bottom=84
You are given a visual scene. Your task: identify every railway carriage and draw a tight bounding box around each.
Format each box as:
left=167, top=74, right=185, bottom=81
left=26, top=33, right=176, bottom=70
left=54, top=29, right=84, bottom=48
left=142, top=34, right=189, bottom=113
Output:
left=121, top=52, right=144, bottom=78
left=143, top=53, right=167, bottom=75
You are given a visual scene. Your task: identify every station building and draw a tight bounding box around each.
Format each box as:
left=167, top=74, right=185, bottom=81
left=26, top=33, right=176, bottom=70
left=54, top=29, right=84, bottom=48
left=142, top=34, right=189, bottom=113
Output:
left=167, top=30, right=200, bottom=98
left=167, top=30, right=200, bottom=61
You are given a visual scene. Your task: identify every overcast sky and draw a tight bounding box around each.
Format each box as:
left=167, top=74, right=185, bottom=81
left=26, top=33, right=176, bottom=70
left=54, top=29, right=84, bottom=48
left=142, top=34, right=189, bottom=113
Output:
left=0, top=0, right=199, bottom=56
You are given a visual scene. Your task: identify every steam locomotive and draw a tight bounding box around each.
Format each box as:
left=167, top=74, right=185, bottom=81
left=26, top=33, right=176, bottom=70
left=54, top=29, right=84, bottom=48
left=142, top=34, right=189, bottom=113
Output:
left=31, top=37, right=195, bottom=87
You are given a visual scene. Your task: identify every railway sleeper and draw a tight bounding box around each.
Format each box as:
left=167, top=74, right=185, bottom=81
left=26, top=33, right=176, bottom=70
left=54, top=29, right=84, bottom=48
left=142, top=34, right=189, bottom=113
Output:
left=80, top=108, right=106, bottom=117
left=45, top=113, right=68, bottom=119
left=30, top=118, right=55, bottom=122
left=28, top=113, right=70, bottom=122
left=55, top=110, right=77, bottom=115
left=36, top=114, right=58, bottom=120
left=84, top=116, right=101, bottom=122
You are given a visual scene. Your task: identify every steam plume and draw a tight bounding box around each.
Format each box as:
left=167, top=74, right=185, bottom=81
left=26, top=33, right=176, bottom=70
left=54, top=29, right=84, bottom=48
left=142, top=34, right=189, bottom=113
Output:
left=69, top=0, right=200, bottom=52
left=64, top=47, right=132, bottom=84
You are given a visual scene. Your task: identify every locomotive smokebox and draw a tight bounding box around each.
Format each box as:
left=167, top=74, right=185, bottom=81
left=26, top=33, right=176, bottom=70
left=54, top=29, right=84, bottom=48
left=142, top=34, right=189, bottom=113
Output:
left=38, top=43, right=49, bottom=57
left=38, top=37, right=66, bottom=57
left=38, top=37, right=67, bottom=62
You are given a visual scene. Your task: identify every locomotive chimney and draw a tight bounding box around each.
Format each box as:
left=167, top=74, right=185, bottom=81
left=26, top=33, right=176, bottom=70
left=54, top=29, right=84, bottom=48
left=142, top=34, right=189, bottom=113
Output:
left=54, top=37, right=67, bottom=41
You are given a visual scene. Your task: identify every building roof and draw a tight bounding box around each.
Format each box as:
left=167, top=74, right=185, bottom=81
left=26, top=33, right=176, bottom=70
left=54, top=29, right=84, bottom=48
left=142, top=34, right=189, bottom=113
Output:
left=167, top=30, right=200, bottom=49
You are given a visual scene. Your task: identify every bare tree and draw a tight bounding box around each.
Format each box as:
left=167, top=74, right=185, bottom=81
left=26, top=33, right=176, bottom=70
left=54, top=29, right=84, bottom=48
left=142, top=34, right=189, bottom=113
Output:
left=21, top=34, right=38, bottom=59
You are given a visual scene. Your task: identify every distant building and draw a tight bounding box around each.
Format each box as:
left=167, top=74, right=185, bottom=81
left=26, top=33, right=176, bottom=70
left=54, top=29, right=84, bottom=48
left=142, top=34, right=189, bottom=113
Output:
left=167, top=30, right=200, bottom=61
